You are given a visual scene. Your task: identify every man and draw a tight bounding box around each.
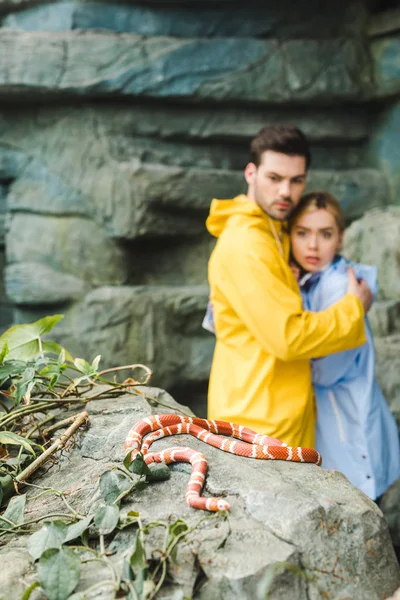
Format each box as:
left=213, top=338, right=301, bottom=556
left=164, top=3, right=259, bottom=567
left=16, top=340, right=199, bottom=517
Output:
left=206, top=125, right=372, bottom=448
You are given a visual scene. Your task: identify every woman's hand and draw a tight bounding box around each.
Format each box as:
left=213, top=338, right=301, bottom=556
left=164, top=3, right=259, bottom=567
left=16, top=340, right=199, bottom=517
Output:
left=346, top=267, right=373, bottom=313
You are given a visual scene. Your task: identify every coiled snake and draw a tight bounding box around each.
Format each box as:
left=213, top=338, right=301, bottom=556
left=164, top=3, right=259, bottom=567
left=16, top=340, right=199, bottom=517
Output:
left=124, top=414, right=322, bottom=512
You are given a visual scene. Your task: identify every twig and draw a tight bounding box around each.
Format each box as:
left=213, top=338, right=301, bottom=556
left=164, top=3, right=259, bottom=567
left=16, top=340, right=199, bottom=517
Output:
left=0, top=402, right=60, bottom=428
left=42, top=415, right=81, bottom=437
left=97, top=363, right=153, bottom=385
left=26, top=414, right=55, bottom=440
left=14, top=411, right=89, bottom=491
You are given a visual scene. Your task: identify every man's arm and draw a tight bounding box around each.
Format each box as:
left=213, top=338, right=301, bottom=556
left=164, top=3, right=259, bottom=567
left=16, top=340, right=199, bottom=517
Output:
left=213, top=233, right=366, bottom=361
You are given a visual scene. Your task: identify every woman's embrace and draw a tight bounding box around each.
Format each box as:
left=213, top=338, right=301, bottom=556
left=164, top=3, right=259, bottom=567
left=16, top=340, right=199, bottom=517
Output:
left=289, top=192, right=400, bottom=501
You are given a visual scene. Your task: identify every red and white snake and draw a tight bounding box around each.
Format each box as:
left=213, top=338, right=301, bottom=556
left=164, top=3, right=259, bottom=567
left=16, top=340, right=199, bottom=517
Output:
left=124, top=414, right=322, bottom=512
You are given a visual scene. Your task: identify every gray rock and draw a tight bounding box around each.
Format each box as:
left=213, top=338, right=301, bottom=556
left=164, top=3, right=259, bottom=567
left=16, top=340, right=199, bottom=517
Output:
left=5, top=262, right=89, bottom=304
left=381, top=478, right=400, bottom=550
left=343, top=207, right=400, bottom=300
left=0, top=105, right=382, bottom=238
left=368, top=7, right=400, bottom=38
left=6, top=148, right=385, bottom=239
left=3, top=0, right=75, bottom=30
left=51, top=285, right=214, bottom=390
left=0, top=103, right=363, bottom=145
left=0, top=392, right=398, bottom=600
left=6, top=214, right=130, bottom=286
left=374, top=334, right=400, bottom=427
left=2, top=0, right=367, bottom=38
left=0, top=31, right=373, bottom=103
left=372, top=37, right=400, bottom=97
left=368, top=301, right=400, bottom=338
left=305, top=168, right=389, bottom=221
left=369, top=102, right=400, bottom=205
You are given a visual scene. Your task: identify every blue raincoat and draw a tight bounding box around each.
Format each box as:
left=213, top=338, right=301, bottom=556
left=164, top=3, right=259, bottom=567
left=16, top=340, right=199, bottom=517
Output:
left=300, top=256, right=400, bottom=499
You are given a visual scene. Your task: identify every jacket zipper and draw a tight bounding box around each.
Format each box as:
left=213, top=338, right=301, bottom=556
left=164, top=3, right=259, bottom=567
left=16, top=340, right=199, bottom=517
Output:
left=328, top=390, right=346, bottom=443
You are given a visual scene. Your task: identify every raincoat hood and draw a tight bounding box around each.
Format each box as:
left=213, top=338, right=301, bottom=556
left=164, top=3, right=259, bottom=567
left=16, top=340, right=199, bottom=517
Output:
left=206, top=194, right=265, bottom=238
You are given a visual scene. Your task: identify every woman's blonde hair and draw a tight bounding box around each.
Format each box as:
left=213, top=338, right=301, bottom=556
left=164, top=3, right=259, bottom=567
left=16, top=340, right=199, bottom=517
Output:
left=288, top=191, right=345, bottom=232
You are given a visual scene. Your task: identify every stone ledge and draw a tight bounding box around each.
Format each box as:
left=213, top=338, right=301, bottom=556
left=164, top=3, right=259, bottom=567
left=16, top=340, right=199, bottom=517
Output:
left=0, top=30, right=373, bottom=103
left=1, top=0, right=367, bottom=38
left=371, top=37, right=400, bottom=97
left=368, top=8, right=400, bottom=38
left=7, top=162, right=389, bottom=239
left=49, top=285, right=213, bottom=389
left=5, top=262, right=89, bottom=304
left=6, top=214, right=130, bottom=285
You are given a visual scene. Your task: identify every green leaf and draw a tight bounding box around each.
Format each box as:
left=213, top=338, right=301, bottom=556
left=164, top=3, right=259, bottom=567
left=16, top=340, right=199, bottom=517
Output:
left=0, top=315, right=64, bottom=361
left=99, top=470, right=132, bottom=505
left=123, top=452, right=134, bottom=471
left=168, top=519, right=189, bottom=540
left=0, top=474, right=14, bottom=507
left=91, top=355, right=101, bottom=371
left=39, top=364, right=61, bottom=378
left=38, top=546, right=81, bottom=600
left=134, top=480, right=148, bottom=492
left=42, top=342, right=72, bottom=362
left=0, top=360, right=26, bottom=382
left=94, top=504, right=120, bottom=535
left=127, top=454, right=151, bottom=477
left=0, top=493, right=26, bottom=529
left=64, top=515, right=93, bottom=543
left=73, top=358, right=94, bottom=377
left=13, top=379, right=34, bottom=406
left=27, top=521, right=68, bottom=561
left=58, top=348, right=66, bottom=365
left=0, top=431, right=36, bottom=455
left=0, top=342, right=8, bottom=364
left=130, top=532, right=147, bottom=573
left=145, top=463, right=171, bottom=483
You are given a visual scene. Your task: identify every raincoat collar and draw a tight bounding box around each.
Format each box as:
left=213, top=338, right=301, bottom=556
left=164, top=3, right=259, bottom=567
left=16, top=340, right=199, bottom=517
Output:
left=206, top=194, right=286, bottom=239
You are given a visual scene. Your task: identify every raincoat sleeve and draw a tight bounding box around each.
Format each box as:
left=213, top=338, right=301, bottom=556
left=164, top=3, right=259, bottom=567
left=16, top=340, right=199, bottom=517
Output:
left=311, top=265, right=378, bottom=387
left=215, top=232, right=366, bottom=361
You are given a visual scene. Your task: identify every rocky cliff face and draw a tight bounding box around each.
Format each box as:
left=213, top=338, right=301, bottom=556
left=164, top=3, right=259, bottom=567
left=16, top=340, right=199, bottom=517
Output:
left=0, top=0, right=398, bottom=407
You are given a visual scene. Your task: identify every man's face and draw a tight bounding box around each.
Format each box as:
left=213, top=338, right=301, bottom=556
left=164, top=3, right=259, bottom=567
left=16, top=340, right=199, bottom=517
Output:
left=245, top=150, right=307, bottom=221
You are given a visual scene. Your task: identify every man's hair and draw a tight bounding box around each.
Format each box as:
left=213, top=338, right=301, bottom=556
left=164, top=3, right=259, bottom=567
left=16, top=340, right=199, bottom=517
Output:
left=288, top=191, right=345, bottom=233
left=250, top=125, right=311, bottom=169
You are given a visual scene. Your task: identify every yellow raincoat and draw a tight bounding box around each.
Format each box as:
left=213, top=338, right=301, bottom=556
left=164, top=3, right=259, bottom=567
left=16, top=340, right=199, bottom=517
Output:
left=206, top=195, right=366, bottom=448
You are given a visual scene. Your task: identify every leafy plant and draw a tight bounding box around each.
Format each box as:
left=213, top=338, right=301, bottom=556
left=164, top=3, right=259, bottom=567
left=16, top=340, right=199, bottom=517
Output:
left=0, top=315, right=159, bottom=507
left=0, top=315, right=200, bottom=599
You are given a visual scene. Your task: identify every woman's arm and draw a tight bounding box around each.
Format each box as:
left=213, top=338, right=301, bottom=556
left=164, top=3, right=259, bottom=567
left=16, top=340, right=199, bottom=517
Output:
left=309, top=264, right=377, bottom=387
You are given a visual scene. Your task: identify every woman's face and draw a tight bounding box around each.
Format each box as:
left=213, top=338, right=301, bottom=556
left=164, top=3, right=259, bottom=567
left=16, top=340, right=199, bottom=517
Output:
left=290, top=208, right=343, bottom=273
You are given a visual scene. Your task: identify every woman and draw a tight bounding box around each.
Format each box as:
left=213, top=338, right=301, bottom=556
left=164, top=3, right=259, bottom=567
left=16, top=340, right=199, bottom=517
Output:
left=289, top=191, right=400, bottom=500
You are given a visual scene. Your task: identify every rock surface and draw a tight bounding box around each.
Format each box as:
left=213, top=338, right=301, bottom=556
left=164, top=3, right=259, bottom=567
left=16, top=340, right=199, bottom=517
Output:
left=0, top=0, right=397, bottom=569
left=0, top=390, right=398, bottom=600
left=0, top=31, right=374, bottom=103
left=343, top=206, right=400, bottom=553
left=1, top=0, right=368, bottom=38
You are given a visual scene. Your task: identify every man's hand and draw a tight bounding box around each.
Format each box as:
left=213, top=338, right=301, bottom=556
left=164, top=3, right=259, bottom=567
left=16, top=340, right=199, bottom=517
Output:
left=346, top=267, right=373, bottom=313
